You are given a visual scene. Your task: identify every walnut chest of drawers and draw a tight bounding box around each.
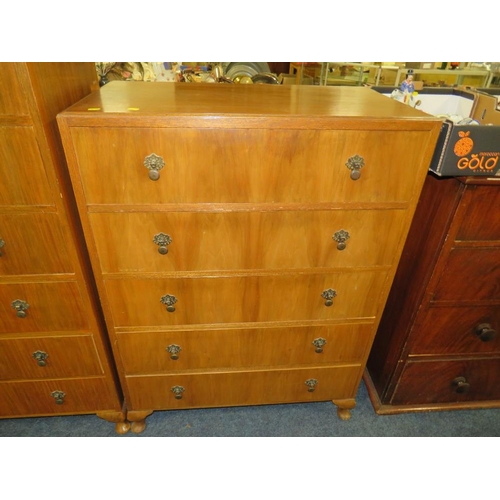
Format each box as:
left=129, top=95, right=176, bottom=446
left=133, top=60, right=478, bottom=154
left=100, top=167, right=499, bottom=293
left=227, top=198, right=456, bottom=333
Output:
left=365, top=173, right=500, bottom=413
left=0, top=63, right=126, bottom=431
left=57, top=81, right=441, bottom=431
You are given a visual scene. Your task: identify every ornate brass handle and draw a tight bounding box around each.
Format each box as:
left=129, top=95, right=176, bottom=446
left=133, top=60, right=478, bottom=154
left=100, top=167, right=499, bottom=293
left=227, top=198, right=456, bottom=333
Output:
left=312, top=338, right=327, bottom=353
left=32, top=350, right=49, bottom=367
left=144, top=153, right=165, bottom=181
left=11, top=299, right=29, bottom=318
left=0, top=238, right=5, bottom=256
left=474, top=323, right=497, bottom=342
left=452, top=376, right=470, bottom=394
left=160, top=294, right=177, bottom=312
left=171, top=385, right=185, bottom=400
left=333, top=230, right=350, bottom=251
left=305, top=379, right=318, bottom=392
left=346, top=154, right=365, bottom=180
left=167, top=344, right=182, bottom=360
left=51, top=390, right=65, bottom=405
left=153, top=232, right=172, bottom=255
left=321, top=289, right=337, bottom=307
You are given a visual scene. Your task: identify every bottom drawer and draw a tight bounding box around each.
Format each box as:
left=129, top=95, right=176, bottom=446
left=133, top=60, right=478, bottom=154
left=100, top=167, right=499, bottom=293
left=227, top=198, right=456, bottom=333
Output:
left=392, top=358, right=500, bottom=405
left=0, top=377, right=121, bottom=417
left=125, top=365, right=362, bottom=410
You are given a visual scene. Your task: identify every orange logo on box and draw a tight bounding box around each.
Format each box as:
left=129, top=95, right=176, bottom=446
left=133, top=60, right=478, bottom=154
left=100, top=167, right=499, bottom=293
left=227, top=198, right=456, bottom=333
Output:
left=454, top=131, right=474, bottom=157
left=453, top=130, right=500, bottom=171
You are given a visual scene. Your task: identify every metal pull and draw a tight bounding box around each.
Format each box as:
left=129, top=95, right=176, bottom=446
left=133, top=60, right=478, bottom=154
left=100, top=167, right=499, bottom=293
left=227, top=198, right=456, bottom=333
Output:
left=160, top=294, right=177, bottom=312
left=144, top=153, right=165, bottom=181
left=11, top=299, right=29, bottom=318
left=333, top=229, right=350, bottom=250
left=32, top=350, right=49, bottom=367
left=474, top=323, right=497, bottom=342
left=321, top=288, right=337, bottom=307
left=452, top=376, right=470, bottom=394
left=51, top=390, right=65, bottom=405
left=346, top=154, right=365, bottom=180
left=305, top=379, right=318, bottom=393
left=0, top=238, right=5, bottom=256
left=312, top=338, right=327, bottom=354
left=171, top=385, right=185, bottom=400
left=167, top=344, right=182, bottom=360
left=153, top=232, right=172, bottom=255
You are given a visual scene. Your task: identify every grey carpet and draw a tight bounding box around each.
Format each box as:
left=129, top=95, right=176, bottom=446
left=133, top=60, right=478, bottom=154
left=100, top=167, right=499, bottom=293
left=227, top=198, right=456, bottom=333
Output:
left=1, top=380, right=499, bottom=437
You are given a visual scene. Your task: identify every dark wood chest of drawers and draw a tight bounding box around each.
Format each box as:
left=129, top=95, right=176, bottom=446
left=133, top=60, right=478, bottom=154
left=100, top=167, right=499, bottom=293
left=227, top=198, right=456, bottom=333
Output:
left=365, top=173, right=500, bottom=412
left=58, top=81, right=440, bottom=431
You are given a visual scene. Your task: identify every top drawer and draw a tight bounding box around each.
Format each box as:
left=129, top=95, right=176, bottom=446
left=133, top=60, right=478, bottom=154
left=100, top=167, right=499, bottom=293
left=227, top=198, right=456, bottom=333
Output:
left=70, top=127, right=429, bottom=205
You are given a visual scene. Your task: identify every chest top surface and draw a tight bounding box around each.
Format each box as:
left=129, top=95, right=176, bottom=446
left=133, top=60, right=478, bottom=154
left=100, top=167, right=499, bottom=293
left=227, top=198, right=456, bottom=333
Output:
left=60, top=82, right=440, bottom=127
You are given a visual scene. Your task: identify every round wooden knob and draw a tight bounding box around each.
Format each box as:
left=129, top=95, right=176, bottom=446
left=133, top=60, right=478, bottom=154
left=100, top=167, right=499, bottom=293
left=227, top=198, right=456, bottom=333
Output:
left=452, top=376, right=470, bottom=394
left=474, top=323, right=497, bottom=342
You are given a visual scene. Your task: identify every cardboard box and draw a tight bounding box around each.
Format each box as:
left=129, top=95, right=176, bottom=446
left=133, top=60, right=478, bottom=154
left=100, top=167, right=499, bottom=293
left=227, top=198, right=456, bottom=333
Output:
left=374, top=87, right=500, bottom=177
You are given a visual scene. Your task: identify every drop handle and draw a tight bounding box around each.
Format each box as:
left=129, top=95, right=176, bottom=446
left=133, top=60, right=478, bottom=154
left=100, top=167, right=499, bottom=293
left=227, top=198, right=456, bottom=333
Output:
left=333, top=230, right=350, bottom=251
left=153, top=232, right=172, bottom=255
left=346, top=154, right=365, bottom=180
left=312, top=338, right=327, bottom=353
left=160, top=294, right=177, bottom=312
left=305, top=379, right=318, bottom=392
left=51, top=390, right=65, bottom=405
left=11, top=299, right=29, bottom=318
left=321, top=288, right=337, bottom=307
left=474, top=323, right=497, bottom=342
left=171, top=385, right=185, bottom=400
left=452, top=377, right=470, bottom=394
left=0, top=238, right=5, bottom=256
left=166, top=344, right=181, bottom=360
left=32, top=350, right=49, bottom=367
left=144, top=153, right=165, bottom=181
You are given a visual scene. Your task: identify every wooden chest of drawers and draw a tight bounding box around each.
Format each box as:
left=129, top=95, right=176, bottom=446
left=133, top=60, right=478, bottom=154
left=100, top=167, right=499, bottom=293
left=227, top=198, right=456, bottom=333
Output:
left=57, top=82, right=441, bottom=432
left=365, top=174, right=500, bottom=413
left=0, top=63, right=125, bottom=432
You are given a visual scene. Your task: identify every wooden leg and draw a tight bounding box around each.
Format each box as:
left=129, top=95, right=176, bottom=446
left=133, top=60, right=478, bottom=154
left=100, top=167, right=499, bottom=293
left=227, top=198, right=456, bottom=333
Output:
left=127, top=410, right=154, bottom=434
left=96, top=408, right=131, bottom=435
left=331, top=398, right=356, bottom=421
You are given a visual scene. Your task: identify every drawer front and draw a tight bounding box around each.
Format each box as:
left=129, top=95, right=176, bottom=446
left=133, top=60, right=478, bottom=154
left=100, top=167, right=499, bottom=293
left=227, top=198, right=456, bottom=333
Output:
left=0, top=334, right=104, bottom=380
left=71, top=127, right=428, bottom=205
left=106, top=271, right=387, bottom=328
left=91, top=209, right=407, bottom=274
left=117, top=323, right=374, bottom=374
left=0, top=127, right=53, bottom=207
left=125, top=365, right=361, bottom=410
left=433, top=248, right=500, bottom=302
left=0, top=213, right=74, bottom=275
left=0, top=282, right=89, bottom=333
left=0, top=377, right=121, bottom=417
left=456, top=186, right=500, bottom=242
left=392, top=358, right=500, bottom=405
left=0, top=63, right=28, bottom=116
left=410, top=306, right=500, bottom=356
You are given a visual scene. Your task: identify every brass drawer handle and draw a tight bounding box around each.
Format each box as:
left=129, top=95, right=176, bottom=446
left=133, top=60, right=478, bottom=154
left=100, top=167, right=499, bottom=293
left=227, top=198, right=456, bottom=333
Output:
left=153, top=232, right=172, bottom=255
left=144, top=153, right=165, bottom=181
left=160, top=294, right=177, bottom=313
left=474, top=323, right=497, bottom=342
left=166, top=344, right=182, bottom=360
left=333, top=229, right=350, bottom=251
left=452, top=376, right=470, bottom=394
left=0, top=238, right=5, bottom=256
left=305, top=378, right=318, bottom=392
left=51, top=390, right=65, bottom=405
left=171, top=385, right=185, bottom=400
left=346, top=154, right=365, bottom=180
left=32, top=350, right=49, bottom=367
left=11, top=299, right=29, bottom=318
left=312, top=338, right=327, bottom=353
left=321, top=288, right=337, bottom=307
